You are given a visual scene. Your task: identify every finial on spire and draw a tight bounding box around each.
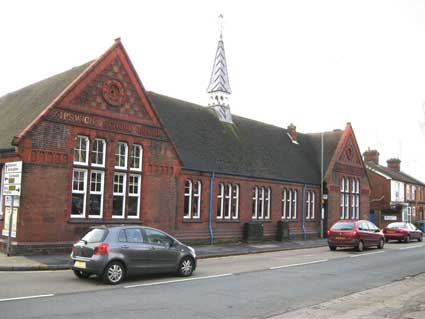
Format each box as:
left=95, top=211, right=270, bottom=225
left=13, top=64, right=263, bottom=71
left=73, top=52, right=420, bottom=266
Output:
left=218, top=14, right=224, bottom=40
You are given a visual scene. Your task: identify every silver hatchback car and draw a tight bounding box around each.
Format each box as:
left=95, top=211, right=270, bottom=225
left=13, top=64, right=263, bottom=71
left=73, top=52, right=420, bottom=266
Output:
left=71, top=225, right=197, bottom=284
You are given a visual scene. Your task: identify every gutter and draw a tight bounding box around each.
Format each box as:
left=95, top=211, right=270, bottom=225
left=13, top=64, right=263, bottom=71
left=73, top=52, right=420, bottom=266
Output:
left=182, top=167, right=321, bottom=187
left=208, top=172, right=215, bottom=245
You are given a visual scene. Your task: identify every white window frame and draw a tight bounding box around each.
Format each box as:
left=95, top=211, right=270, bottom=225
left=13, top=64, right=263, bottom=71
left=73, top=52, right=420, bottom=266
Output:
left=311, top=191, right=315, bottom=219
left=282, top=189, right=287, bottom=219
left=115, top=142, right=128, bottom=169
left=74, top=136, right=89, bottom=165
left=259, top=187, right=265, bottom=219
left=91, top=139, right=106, bottom=167
left=306, top=191, right=311, bottom=219
left=225, top=184, right=232, bottom=219
left=232, top=184, right=239, bottom=219
left=288, top=189, right=292, bottom=219
left=130, top=144, right=143, bottom=172
left=0, top=165, right=4, bottom=217
left=89, top=170, right=104, bottom=218
left=252, top=186, right=259, bottom=219
left=192, top=181, right=201, bottom=219
left=112, top=172, right=126, bottom=218
left=217, top=183, right=224, bottom=219
left=71, top=168, right=87, bottom=218
left=128, top=174, right=141, bottom=219
left=184, top=180, right=193, bottom=219
left=292, top=190, right=297, bottom=219
left=265, top=187, right=271, bottom=220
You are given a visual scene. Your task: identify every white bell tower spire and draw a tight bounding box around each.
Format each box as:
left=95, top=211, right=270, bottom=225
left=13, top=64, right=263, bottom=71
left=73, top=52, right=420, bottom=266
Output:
left=207, top=14, right=233, bottom=123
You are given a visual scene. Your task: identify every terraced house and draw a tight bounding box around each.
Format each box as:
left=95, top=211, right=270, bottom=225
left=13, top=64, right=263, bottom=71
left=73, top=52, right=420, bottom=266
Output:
left=0, top=35, right=371, bottom=253
left=363, top=149, right=425, bottom=227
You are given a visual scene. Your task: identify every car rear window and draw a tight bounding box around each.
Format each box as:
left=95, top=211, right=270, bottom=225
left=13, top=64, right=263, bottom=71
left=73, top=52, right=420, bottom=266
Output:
left=387, top=223, right=407, bottom=229
left=81, top=228, right=108, bottom=243
left=331, top=222, right=355, bottom=230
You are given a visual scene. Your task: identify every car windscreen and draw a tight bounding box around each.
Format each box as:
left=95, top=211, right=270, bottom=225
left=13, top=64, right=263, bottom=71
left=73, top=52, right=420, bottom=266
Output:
left=387, top=223, right=407, bottom=229
left=81, top=228, right=108, bottom=243
left=331, top=222, right=355, bottom=230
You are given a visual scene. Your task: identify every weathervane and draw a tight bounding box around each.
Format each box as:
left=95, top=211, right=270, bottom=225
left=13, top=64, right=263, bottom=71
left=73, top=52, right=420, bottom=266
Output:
left=219, top=14, right=224, bottom=40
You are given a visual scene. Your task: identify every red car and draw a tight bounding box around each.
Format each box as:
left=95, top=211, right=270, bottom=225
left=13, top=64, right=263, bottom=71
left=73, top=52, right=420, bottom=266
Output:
left=383, top=222, right=423, bottom=243
left=327, top=220, right=384, bottom=252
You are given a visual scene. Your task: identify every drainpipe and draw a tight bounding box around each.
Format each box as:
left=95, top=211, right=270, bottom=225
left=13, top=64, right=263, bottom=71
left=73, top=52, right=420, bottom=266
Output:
left=302, top=184, right=307, bottom=240
left=208, top=172, right=215, bottom=245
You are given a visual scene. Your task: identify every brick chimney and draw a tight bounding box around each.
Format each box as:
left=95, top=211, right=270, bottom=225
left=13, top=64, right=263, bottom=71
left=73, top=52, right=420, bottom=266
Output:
left=287, top=123, right=297, bottom=143
left=363, top=148, right=380, bottom=164
left=387, top=158, right=401, bottom=172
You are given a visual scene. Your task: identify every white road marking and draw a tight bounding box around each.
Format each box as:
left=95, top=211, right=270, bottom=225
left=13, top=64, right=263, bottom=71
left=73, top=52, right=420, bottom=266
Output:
left=0, top=294, right=54, bottom=302
left=399, top=245, right=425, bottom=250
left=269, top=259, right=328, bottom=270
left=350, top=251, right=385, bottom=258
left=124, top=273, right=233, bottom=289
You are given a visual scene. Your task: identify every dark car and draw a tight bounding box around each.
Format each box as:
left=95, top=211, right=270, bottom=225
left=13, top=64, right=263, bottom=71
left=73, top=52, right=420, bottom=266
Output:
left=327, top=220, right=384, bottom=252
left=70, top=225, right=197, bottom=284
left=383, top=222, right=423, bottom=243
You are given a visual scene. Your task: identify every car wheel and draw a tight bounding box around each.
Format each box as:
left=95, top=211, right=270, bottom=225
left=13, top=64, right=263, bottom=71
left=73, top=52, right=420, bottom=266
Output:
left=73, top=269, right=90, bottom=279
left=102, top=261, right=126, bottom=285
left=378, top=238, right=384, bottom=249
left=404, top=235, right=410, bottom=243
left=419, top=234, right=423, bottom=242
left=329, top=245, right=337, bottom=251
left=178, top=256, right=194, bottom=277
left=357, top=240, right=364, bottom=252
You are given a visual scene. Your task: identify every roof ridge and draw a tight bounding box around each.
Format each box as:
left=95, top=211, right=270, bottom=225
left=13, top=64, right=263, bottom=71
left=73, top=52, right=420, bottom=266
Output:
left=0, top=61, right=93, bottom=102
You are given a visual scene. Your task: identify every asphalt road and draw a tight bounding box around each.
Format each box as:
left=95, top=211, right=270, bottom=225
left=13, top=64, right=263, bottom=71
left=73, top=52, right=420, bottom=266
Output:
left=1, top=242, right=425, bottom=319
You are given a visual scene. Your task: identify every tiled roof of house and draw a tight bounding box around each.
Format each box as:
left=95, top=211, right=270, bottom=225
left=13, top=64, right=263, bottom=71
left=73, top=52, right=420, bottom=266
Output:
left=366, top=161, right=425, bottom=186
left=148, top=92, right=342, bottom=184
left=0, top=61, right=92, bottom=149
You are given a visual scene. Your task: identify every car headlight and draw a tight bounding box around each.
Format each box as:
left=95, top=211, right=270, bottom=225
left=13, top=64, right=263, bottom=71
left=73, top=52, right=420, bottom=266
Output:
left=187, top=246, right=196, bottom=255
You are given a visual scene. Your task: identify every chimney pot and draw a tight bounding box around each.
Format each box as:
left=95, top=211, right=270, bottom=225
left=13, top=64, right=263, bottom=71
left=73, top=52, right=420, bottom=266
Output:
left=363, top=149, right=380, bottom=165
left=387, top=158, right=401, bottom=172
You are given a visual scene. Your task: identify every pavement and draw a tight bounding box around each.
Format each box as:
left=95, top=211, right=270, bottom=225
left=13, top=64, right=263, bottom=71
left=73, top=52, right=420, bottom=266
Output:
left=272, top=272, right=425, bottom=319
left=0, top=238, right=327, bottom=271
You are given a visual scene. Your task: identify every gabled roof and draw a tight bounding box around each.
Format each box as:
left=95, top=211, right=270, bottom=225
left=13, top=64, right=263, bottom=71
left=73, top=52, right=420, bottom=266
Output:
left=0, top=61, right=92, bottom=149
left=148, top=92, right=342, bottom=185
left=366, top=161, right=425, bottom=186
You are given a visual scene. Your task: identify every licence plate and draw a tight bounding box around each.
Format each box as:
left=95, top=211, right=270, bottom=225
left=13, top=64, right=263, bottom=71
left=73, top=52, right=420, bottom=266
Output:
left=335, top=236, right=345, bottom=240
left=74, top=261, right=86, bottom=269
left=387, top=230, right=395, bottom=234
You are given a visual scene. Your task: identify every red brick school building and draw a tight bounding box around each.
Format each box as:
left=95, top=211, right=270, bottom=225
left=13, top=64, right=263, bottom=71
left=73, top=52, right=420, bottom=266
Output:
left=0, top=38, right=371, bottom=254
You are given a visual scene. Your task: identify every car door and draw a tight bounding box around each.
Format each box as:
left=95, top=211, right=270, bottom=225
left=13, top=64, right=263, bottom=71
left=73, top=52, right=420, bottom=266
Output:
left=358, top=221, right=371, bottom=246
left=367, top=221, right=381, bottom=245
left=407, top=223, right=419, bottom=240
left=143, top=227, right=180, bottom=272
left=118, top=228, right=151, bottom=274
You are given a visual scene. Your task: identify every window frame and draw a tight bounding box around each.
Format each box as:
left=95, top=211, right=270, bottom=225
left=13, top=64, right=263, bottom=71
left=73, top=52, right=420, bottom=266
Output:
left=252, top=186, right=259, bottom=219
left=74, top=136, right=89, bottom=166
left=192, top=181, right=201, bottom=219
left=217, top=183, right=224, bottom=219
left=115, top=142, right=128, bottom=170
left=130, top=144, right=143, bottom=172
left=128, top=174, right=142, bottom=219
left=232, top=184, right=239, bottom=219
left=91, top=138, right=106, bottom=168
left=88, top=170, right=104, bottom=218
left=112, top=172, right=127, bottom=218
left=184, top=179, right=193, bottom=219
left=71, top=168, right=87, bottom=218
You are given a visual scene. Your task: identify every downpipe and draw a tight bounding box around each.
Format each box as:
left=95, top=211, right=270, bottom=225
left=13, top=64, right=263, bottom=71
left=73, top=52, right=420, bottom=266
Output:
left=208, top=172, right=215, bottom=245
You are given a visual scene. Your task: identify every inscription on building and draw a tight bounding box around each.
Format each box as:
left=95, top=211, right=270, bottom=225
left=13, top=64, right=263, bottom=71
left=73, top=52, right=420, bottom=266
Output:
left=48, top=109, right=166, bottom=140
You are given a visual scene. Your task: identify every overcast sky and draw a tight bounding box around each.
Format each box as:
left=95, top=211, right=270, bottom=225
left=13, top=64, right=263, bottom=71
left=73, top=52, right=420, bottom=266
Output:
left=2, top=0, right=425, bottom=181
